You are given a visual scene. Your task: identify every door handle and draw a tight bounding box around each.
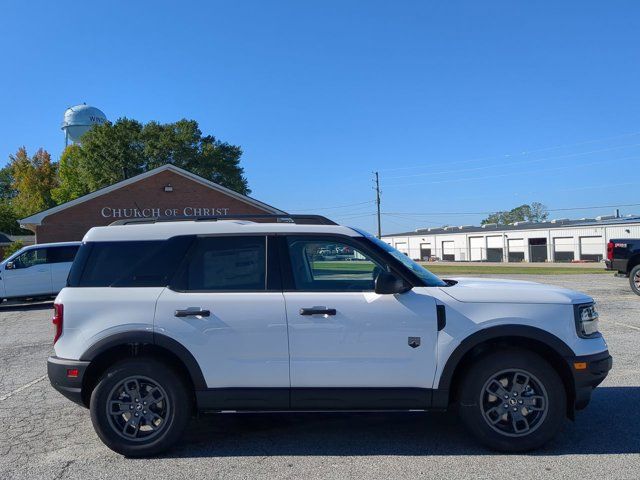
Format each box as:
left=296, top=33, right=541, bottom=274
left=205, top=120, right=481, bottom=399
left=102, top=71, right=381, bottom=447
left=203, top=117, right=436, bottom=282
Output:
left=174, top=308, right=211, bottom=318
left=299, top=307, right=336, bottom=316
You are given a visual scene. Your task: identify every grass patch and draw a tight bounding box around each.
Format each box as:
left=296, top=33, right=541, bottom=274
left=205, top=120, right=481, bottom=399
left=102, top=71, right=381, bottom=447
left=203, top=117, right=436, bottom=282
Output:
left=311, top=261, right=375, bottom=272
left=311, top=261, right=608, bottom=275
left=423, top=265, right=608, bottom=275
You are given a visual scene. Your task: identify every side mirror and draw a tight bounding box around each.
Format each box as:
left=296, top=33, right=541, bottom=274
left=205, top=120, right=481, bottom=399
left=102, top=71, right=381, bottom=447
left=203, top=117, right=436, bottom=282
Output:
left=375, top=271, right=411, bottom=295
left=5, top=261, right=14, bottom=270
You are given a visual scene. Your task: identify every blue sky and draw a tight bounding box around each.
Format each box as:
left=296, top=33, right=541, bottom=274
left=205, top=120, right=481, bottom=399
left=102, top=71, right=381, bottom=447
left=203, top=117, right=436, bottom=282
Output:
left=1, top=1, right=639, bottom=234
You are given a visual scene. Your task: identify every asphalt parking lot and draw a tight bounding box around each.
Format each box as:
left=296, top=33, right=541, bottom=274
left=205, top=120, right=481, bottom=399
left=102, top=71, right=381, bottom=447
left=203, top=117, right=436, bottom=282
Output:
left=0, top=274, right=638, bottom=480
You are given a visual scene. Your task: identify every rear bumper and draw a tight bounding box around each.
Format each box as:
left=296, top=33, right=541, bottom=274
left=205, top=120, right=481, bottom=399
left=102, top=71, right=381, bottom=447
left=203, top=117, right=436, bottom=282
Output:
left=605, top=259, right=628, bottom=274
left=47, top=356, right=90, bottom=406
left=569, top=350, right=612, bottom=410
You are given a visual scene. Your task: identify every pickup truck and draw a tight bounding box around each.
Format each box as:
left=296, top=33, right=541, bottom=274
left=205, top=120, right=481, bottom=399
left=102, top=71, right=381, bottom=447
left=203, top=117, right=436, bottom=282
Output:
left=606, top=238, right=640, bottom=295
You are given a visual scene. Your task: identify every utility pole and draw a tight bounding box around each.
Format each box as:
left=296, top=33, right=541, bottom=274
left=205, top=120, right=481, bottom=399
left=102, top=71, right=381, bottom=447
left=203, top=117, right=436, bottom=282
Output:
left=374, top=171, right=382, bottom=238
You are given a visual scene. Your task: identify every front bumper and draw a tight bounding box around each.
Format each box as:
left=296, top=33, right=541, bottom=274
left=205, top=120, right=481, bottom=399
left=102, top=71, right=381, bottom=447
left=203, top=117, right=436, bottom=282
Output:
left=568, top=350, right=612, bottom=410
left=47, top=356, right=90, bottom=406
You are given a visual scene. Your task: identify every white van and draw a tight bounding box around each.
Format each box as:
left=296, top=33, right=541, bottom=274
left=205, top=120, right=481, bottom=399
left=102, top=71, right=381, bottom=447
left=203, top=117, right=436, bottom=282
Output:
left=1, top=241, right=80, bottom=301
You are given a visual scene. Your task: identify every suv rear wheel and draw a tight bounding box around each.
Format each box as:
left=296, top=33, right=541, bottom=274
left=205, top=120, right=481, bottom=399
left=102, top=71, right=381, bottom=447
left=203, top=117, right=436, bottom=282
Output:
left=90, top=358, right=192, bottom=457
left=457, top=349, right=566, bottom=452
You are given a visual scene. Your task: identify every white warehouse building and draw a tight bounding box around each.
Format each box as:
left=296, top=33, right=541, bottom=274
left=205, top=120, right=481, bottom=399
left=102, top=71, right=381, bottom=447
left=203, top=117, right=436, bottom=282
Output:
left=382, top=215, right=640, bottom=263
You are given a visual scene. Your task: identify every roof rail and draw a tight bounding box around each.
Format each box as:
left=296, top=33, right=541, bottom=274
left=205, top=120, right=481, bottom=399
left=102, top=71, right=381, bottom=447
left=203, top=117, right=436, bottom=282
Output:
left=109, top=214, right=338, bottom=226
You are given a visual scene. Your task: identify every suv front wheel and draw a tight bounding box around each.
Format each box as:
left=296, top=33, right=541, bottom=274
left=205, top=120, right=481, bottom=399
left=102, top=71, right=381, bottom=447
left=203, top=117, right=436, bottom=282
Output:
left=90, top=358, right=192, bottom=457
left=457, top=349, right=566, bottom=452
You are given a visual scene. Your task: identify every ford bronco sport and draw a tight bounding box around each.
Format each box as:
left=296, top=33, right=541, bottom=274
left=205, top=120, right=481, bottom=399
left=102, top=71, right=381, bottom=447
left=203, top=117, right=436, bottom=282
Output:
left=47, top=215, right=611, bottom=456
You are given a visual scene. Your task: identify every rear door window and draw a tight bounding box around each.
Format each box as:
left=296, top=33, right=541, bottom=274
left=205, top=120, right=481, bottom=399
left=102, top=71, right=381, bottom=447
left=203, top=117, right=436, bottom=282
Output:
left=172, top=236, right=267, bottom=291
left=47, top=246, right=79, bottom=263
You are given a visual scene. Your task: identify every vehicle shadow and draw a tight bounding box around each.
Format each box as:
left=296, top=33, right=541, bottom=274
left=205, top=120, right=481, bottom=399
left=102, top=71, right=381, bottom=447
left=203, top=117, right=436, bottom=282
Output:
left=0, top=300, right=53, bottom=312
left=169, top=386, right=639, bottom=458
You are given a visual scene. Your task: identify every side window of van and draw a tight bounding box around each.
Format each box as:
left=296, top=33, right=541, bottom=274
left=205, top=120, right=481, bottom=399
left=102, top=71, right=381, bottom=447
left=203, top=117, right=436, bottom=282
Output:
left=47, top=246, right=79, bottom=263
left=13, top=248, right=47, bottom=269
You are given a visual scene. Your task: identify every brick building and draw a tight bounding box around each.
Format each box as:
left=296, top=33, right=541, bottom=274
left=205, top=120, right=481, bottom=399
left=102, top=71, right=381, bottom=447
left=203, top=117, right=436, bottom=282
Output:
left=19, top=164, right=286, bottom=243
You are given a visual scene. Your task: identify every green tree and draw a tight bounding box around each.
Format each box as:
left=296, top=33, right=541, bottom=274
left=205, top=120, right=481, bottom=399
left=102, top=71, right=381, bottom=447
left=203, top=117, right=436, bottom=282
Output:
left=0, top=202, right=29, bottom=235
left=3, top=239, right=23, bottom=259
left=51, top=145, right=91, bottom=204
left=78, top=118, right=250, bottom=195
left=481, top=202, right=549, bottom=225
left=141, top=119, right=250, bottom=194
left=9, top=147, right=58, bottom=218
left=78, top=118, right=145, bottom=191
left=0, top=165, right=16, bottom=201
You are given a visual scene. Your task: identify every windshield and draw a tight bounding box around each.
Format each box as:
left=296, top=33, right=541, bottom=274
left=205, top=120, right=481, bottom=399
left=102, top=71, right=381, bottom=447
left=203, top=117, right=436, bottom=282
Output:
left=364, top=234, right=447, bottom=287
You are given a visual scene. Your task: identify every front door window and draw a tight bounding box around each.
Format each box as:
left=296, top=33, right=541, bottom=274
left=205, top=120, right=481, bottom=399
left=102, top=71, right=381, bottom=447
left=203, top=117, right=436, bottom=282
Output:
left=13, top=248, right=47, bottom=269
left=286, top=238, right=385, bottom=291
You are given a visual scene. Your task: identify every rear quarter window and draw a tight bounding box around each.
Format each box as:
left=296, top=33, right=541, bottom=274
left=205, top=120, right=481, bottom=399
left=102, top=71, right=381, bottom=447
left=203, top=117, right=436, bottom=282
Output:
left=67, top=236, right=194, bottom=287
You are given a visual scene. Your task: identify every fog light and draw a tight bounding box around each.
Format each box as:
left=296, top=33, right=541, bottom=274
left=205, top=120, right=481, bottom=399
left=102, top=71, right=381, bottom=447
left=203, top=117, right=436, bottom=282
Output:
left=67, top=368, right=79, bottom=378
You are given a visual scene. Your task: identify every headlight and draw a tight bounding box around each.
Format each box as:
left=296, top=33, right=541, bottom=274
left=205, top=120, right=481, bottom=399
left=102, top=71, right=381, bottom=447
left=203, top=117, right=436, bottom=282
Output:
left=575, top=303, right=600, bottom=338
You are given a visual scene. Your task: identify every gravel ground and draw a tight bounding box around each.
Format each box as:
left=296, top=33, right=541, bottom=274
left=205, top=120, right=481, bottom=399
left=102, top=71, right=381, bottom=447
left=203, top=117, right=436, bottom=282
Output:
left=0, top=274, right=638, bottom=480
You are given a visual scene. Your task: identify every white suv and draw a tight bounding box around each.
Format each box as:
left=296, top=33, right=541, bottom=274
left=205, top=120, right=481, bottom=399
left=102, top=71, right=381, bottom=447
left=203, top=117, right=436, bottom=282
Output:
left=47, top=215, right=611, bottom=457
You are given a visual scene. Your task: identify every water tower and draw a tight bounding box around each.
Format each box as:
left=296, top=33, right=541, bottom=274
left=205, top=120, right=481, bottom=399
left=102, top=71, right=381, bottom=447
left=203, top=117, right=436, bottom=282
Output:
left=61, top=103, right=107, bottom=145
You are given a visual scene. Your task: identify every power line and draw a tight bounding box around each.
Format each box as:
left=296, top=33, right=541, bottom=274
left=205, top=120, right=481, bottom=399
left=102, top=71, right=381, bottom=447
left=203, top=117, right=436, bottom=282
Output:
left=383, top=213, right=444, bottom=225
left=383, top=157, right=627, bottom=188
left=425, top=181, right=638, bottom=205
left=331, top=213, right=377, bottom=221
left=548, top=202, right=640, bottom=213
left=288, top=200, right=375, bottom=212
left=383, top=142, right=640, bottom=180
left=382, top=202, right=640, bottom=218
left=381, top=215, right=423, bottom=230
left=377, top=130, right=640, bottom=173
left=319, top=204, right=378, bottom=217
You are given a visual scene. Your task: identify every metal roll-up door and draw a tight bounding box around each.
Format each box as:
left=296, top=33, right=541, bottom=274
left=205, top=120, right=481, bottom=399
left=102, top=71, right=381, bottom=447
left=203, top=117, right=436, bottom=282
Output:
left=507, top=238, right=525, bottom=262
left=442, top=241, right=455, bottom=261
left=553, top=237, right=574, bottom=262
left=486, top=236, right=504, bottom=262
left=580, top=236, right=603, bottom=262
left=469, top=237, right=484, bottom=261
left=395, top=242, right=408, bottom=255
left=419, top=243, right=432, bottom=261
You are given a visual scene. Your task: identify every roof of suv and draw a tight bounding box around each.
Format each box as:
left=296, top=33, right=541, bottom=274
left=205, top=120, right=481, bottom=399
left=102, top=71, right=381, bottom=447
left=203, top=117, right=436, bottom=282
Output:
left=83, top=220, right=362, bottom=242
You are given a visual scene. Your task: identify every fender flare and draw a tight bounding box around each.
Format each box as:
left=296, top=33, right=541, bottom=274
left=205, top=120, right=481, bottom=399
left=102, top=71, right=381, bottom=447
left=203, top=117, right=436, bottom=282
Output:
left=80, top=331, right=207, bottom=390
left=436, top=324, right=575, bottom=393
left=627, top=253, right=640, bottom=273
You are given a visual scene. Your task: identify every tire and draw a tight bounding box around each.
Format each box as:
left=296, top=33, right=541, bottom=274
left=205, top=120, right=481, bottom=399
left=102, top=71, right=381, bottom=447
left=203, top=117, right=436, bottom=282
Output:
left=90, top=358, right=192, bottom=457
left=457, top=349, right=566, bottom=452
left=629, top=265, right=640, bottom=296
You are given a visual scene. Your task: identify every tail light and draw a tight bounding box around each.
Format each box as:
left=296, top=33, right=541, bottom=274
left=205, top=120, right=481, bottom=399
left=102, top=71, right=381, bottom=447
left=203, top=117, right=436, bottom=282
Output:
left=606, top=241, right=614, bottom=261
left=52, top=303, right=63, bottom=344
